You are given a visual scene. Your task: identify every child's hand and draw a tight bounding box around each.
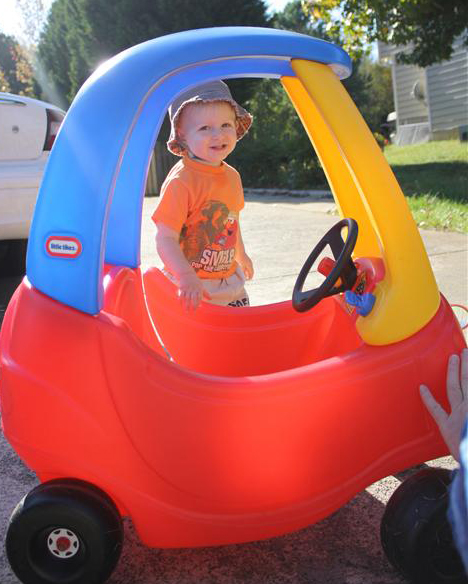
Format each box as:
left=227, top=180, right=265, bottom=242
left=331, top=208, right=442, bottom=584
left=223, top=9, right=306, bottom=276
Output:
left=238, top=253, right=254, bottom=280
left=420, top=349, right=468, bottom=462
left=178, top=271, right=211, bottom=311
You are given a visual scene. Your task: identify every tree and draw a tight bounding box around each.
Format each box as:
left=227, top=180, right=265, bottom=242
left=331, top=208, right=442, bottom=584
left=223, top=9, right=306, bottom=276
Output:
left=0, top=69, right=10, bottom=92
left=304, top=0, right=468, bottom=67
left=0, top=1, right=55, bottom=100
left=273, top=0, right=318, bottom=33
left=357, top=57, right=393, bottom=135
left=16, top=0, right=48, bottom=46
left=0, top=34, right=17, bottom=91
left=229, top=76, right=329, bottom=188
left=272, top=1, right=393, bottom=132
left=0, top=32, right=36, bottom=96
left=228, top=1, right=394, bottom=188
left=37, top=0, right=91, bottom=104
left=38, top=0, right=270, bottom=105
left=229, top=1, right=330, bottom=188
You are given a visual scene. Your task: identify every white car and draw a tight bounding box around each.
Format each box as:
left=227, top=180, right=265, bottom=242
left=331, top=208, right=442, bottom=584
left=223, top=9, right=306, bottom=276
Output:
left=0, top=92, right=65, bottom=275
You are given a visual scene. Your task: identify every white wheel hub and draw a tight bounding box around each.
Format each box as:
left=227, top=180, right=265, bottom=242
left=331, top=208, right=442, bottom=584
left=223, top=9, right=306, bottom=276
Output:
left=47, top=528, right=80, bottom=559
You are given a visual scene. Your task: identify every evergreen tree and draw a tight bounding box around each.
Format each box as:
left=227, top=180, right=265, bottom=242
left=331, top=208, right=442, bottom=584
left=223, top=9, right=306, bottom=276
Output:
left=38, top=0, right=270, bottom=105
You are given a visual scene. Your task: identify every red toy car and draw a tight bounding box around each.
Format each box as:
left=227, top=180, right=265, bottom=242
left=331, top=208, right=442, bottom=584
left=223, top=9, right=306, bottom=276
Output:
left=1, top=28, right=466, bottom=584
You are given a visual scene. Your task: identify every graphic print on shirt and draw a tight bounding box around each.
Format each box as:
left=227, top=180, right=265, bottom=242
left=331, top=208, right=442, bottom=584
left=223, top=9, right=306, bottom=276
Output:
left=179, top=200, right=238, bottom=275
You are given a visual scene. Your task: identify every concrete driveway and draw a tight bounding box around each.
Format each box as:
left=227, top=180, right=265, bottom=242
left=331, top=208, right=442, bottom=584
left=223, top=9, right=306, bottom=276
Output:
left=0, top=193, right=466, bottom=584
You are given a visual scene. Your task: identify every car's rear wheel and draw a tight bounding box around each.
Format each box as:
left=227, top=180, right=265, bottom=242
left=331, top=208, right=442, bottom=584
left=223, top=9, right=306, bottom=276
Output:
left=6, top=478, right=124, bottom=584
left=381, top=467, right=467, bottom=584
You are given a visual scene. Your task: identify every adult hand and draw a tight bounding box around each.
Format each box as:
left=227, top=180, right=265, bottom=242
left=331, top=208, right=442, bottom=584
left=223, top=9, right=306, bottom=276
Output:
left=420, top=348, right=468, bottom=462
left=178, top=271, right=211, bottom=311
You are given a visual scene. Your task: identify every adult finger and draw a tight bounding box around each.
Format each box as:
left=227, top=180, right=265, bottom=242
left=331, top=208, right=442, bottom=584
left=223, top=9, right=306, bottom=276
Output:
left=447, top=354, right=463, bottom=410
left=420, top=384, right=449, bottom=427
left=461, top=348, right=468, bottom=397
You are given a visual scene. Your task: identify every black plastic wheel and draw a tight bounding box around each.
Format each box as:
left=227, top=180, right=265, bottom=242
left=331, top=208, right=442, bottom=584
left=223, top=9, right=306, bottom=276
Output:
left=6, top=478, right=124, bottom=584
left=381, top=468, right=467, bottom=584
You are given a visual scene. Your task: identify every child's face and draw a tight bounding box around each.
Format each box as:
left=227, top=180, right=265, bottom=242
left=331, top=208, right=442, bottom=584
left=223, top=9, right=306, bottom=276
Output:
left=178, top=102, right=237, bottom=165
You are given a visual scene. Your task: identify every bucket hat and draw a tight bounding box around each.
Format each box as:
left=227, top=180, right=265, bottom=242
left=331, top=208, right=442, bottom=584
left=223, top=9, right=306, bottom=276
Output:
left=167, top=80, right=253, bottom=156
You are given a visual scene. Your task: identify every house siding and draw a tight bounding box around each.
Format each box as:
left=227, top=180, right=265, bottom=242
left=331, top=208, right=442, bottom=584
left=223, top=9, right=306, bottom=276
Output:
left=393, top=62, right=428, bottom=125
left=379, top=35, right=468, bottom=142
left=426, top=37, right=468, bottom=132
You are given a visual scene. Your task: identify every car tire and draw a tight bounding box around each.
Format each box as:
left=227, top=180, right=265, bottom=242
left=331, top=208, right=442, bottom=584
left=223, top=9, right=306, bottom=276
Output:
left=5, top=478, right=124, bottom=584
left=381, top=467, right=467, bottom=584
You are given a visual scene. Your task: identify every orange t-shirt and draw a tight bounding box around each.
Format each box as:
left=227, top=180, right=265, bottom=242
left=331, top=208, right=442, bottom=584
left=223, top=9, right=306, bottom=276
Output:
left=152, top=156, right=245, bottom=280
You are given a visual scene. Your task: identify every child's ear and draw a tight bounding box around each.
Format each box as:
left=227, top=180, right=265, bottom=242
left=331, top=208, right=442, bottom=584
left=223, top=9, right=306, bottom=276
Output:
left=176, top=130, right=186, bottom=149
left=177, top=127, right=187, bottom=143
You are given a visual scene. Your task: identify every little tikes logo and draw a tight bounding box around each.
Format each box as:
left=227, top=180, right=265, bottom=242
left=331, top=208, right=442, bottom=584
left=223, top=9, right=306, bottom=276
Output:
left=46, top=236, right=82, bottom=258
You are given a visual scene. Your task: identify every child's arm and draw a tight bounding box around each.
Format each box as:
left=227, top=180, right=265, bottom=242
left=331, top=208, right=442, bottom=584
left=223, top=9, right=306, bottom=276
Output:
left=235, top=223, right=254, bottom=280
left=155, top=222, right=211, bottom=311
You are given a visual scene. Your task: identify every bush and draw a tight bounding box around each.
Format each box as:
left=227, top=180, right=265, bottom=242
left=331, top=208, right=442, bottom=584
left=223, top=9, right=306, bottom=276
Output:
left=373, top=132, right=386, bottom=150
left=229, top=78, right=327, bottom=189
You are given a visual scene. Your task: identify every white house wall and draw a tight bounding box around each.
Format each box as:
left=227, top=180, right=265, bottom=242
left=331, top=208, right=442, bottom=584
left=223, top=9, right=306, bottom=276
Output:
left=426, top=37, right=468, bottom=133
left=393, top=62, right=429, bottom=125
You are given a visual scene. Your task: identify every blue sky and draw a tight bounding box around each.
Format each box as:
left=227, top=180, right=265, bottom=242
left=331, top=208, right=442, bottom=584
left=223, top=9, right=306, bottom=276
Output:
left=1, top=0, right=291, bottom=39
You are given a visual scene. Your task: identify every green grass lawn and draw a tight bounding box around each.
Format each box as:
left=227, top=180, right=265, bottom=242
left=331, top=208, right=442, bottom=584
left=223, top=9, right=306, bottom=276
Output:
left=384, top=140, right=468, bottom=232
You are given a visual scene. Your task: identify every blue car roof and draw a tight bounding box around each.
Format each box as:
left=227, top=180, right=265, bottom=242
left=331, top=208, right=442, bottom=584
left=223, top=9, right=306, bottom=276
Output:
left=27, top=27, right=352, bottom=314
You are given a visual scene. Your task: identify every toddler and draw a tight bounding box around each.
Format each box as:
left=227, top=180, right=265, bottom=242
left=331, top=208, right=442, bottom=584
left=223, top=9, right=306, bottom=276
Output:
left=153, top=80, right=254, bottom=310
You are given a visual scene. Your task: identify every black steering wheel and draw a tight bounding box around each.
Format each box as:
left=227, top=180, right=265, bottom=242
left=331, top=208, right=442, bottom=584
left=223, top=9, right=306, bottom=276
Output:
left=292, top=218, right=359, bottom=313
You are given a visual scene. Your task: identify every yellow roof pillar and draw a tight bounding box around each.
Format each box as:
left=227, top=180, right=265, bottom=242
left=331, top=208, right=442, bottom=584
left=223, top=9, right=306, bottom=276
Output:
left=282, top=59, right=440, bottom=345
